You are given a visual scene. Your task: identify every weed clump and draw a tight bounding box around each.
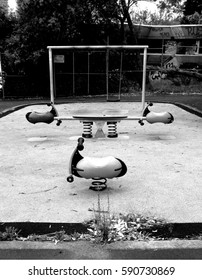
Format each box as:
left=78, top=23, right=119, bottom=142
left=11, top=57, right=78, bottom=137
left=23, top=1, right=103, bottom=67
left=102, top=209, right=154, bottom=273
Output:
left=86, top=212, right=167, bottom=244
left=0, top=226, right=20, bottom=241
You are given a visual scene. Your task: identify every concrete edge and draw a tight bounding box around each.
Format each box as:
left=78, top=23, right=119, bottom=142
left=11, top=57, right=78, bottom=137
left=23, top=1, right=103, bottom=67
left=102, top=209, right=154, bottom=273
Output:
left=1, top=100, right=202, bottom=119
left=173, top=102, right=202, bottom=118
left=1, top=239, right=202, bottom=250
left=0, top=240, right=202, bottom=259
left=0, top=102, right=47, bottom=119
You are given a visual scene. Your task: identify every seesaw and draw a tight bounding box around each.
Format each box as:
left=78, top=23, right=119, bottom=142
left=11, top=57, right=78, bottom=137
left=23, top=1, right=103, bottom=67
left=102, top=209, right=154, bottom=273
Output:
left=66, top=137, right=127, bottom=191
left=26, top=102, right=174, bottom=138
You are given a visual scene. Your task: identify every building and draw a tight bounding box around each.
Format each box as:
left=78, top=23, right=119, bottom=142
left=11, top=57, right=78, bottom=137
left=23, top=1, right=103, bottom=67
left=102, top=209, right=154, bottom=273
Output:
left=133, top=24, right=202, bottom=68
left=130, top=24, right=202, bottom=90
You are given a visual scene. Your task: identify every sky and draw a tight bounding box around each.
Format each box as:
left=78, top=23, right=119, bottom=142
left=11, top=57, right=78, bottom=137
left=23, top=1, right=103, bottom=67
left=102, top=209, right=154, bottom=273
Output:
left=136, top=0, right=158, bottom=13
left=8, top=0, right=17, bottom=11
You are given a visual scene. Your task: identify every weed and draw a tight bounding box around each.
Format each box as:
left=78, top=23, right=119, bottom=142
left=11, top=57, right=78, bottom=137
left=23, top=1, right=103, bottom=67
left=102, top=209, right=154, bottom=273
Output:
left=0, top=226, right=20, bottom=241
left=85, top=191, right=169, bottom=243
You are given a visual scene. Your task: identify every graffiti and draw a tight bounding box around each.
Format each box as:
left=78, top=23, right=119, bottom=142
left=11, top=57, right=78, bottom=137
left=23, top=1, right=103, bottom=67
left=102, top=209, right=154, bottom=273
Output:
left=150, top=27, right=171, bottom=38
left=151, top=27, right=164, bottom=32
left=165, top=62, right=174, bottom=69
left=186, top=26, right=202, bottom=38
left=171, top=26, right=184, bottom=38
left=160, top=32, right=170, bottom=38
left=149, top=71, right=167, bottom=81
left=149, top=56, right=178, bottom=83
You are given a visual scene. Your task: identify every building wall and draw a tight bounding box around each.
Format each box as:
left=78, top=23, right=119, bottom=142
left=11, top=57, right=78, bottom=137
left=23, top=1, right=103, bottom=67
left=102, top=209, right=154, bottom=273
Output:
left=132, top=24, right=202, bottom=68
left=131, top=24, right=202, bottom=91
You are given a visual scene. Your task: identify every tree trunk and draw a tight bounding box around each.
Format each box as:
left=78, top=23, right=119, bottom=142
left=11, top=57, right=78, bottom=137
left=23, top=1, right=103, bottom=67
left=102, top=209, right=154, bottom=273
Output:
left=120, top=0, right=142, bottom=88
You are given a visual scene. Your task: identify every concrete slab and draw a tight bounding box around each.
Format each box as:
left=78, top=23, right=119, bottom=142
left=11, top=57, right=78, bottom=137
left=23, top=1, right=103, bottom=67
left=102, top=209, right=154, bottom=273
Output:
left=0, top=102, right=201, bottom=223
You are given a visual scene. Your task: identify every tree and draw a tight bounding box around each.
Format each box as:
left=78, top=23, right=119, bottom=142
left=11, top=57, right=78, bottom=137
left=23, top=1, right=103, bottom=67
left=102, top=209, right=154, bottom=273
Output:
left=0, top=8, right=16, bottom=48
left=157, top=0, right=184, bottom=22
left=132, top=7, right=181, bottom=25
left=4, top=0, right=150, bottom=96
left=180, top=0, right=202, bottom=24
left=5, top=0, right=126, bottom=73
left=5, top=0, right=144, bottom=75
left=181, top=11, right=202, bottom=24
left=0, top=7, right=17, bottom=81
left=131, top=0, right=185, bottom=26
left=183, top=0, right=202, bottom=16
left=157, top=0, right=184, bottom=14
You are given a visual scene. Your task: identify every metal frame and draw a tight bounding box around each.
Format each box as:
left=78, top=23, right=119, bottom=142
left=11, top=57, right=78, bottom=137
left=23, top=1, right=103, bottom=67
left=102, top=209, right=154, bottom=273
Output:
left=48, top=45, right=148, bottom=113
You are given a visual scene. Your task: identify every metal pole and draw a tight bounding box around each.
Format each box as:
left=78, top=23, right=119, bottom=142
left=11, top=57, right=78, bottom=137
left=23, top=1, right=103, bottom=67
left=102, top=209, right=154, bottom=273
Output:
left=87, top=52, right=90, bottom=95
left=48, top=48, right=54, bottom=104
left=106, top=49, right=109, bottom=101
left=73, top=52, right=75, bottom=96
left=0, top=53, right=5, bottom=99
left=118, top=51, right=123, bottom=100
left=141, top=47, right=147, bottom=113
left=160, top=34, right=164, bottom=92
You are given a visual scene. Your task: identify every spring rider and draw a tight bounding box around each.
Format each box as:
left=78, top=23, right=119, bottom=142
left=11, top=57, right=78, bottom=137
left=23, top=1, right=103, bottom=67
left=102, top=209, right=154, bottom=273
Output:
left=26, top=103, right=62, bottom=126
left=139, top=102, right=174, bottom=126
left=67, top=137, right=127, bottom=191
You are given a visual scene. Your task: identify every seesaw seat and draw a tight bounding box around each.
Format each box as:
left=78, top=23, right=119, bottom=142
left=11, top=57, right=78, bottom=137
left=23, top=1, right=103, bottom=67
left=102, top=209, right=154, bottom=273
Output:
left=67, top=137, right=127, bottom=190
left=76, top=156, right=124, bottom=179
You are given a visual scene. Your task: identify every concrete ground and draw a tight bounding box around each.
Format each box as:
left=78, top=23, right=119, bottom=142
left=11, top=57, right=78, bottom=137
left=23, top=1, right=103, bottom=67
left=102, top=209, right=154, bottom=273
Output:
left=0, top=101, right=202, bottom=260
left=0, top=102, right=201, bottom=224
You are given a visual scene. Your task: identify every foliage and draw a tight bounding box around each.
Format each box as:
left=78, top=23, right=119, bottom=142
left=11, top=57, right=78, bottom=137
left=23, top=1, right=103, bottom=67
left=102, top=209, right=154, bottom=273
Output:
left=131, top=0, right=184, bottom=25
left=3, top=0, right=144, bottom=97
left=0, top=227, right=20, bottom=241
left=157, top=0, right=185, bottom=15
left=150, top=0, right=202, bottom=25
left=132, top=9, right=180, bottom=25
left=156, top=0, right=184, bottom=23
left=5, top=0, right=132, bottom=75
left=0, top=8, right=16, bottom=50
left=181, top=11, right=202, bottom=24
left=183, top=0, right=202, bottom=16
left=6, top=0, right=91, bottom=74
left=180, top=0, right=202, bottom=24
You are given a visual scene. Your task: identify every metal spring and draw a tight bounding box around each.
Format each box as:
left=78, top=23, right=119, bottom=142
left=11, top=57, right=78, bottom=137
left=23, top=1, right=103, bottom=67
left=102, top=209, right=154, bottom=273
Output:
left=89, top=178, right=107, bottom=191
left=107, top=122, right=118, bottom=138
left=82, top=122, right=93, bottom=138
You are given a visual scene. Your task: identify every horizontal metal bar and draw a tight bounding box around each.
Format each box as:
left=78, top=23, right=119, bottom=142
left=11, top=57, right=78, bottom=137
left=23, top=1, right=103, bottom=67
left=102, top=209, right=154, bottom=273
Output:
left=48, top=45, right=149, bottom=50
left=54, top=116, right=147, bottom=121
left=54, top=117, right=76, bottom=121
left=125, top=116, right=147, bottom=120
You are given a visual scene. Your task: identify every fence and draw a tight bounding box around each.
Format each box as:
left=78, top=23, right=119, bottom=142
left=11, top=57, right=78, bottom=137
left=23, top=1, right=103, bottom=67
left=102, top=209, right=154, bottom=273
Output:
left=1, top=44, right=202, bottom=99
left=1, top=75, right=50, bottom=99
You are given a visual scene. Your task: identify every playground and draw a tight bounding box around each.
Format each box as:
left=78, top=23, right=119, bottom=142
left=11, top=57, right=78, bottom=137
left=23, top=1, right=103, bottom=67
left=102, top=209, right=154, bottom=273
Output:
left=0, top=46, right=202, bottom=254
left=0, top=100, right=201, bottom=225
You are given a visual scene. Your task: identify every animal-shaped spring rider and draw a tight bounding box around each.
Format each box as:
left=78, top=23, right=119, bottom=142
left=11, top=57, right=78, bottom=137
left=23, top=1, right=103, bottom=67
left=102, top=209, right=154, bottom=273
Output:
left=26, top=103, right=62, bottom=126
left=67, top=137, right=127, bottom=191
left=139, top=102, right=174, bottom=126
